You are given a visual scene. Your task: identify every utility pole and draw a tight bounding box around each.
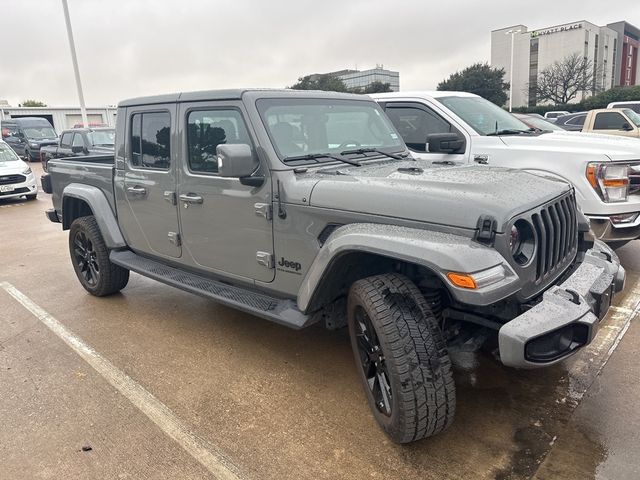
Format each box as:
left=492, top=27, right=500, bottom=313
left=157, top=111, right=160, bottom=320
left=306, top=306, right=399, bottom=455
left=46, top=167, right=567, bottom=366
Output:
left=506, top=29, right=521, bottom=112
left=61, top=0, right=88, bottom=127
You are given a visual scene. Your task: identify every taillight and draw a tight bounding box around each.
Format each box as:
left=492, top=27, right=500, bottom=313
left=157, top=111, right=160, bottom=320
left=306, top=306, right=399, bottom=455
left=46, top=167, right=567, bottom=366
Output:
left=586, top=163, right=630, bottom=202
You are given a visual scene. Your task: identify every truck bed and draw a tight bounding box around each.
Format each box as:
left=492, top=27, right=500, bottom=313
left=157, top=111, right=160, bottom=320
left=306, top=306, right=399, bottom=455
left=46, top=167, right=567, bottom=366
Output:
left=48, top=154, right=117, bottom=214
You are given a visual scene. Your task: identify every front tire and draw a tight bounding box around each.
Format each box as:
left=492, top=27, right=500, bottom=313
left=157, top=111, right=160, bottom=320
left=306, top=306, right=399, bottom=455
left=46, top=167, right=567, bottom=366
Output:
left=69, top=216, right=129, bottom=296
left=347, top=273, right=456, bottom=443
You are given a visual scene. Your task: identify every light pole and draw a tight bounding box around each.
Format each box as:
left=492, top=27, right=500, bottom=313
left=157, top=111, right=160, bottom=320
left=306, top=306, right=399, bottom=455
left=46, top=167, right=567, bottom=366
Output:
left=505, top=29, right=521, bottom=112
left=61, top=0, right=88, bottom=127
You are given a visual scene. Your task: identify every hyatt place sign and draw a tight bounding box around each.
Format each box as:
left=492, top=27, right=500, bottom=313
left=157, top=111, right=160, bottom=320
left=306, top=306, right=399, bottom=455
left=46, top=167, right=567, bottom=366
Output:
left=531, top=23, right=582, bottom=38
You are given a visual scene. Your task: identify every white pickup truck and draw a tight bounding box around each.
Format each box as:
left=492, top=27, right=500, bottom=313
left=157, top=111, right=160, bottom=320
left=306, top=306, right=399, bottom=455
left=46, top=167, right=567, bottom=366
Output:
left=372, top=91, right=640, bottom=246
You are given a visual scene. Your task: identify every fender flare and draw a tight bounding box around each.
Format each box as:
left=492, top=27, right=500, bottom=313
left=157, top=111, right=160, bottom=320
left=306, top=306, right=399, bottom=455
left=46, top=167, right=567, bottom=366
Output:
left=62, top=183, right=126, bottom=249
left=297, top=223, right=517, bottom=312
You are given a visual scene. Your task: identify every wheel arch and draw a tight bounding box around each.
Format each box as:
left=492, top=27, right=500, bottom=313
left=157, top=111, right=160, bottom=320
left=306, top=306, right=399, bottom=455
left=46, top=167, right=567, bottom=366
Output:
left=61, top=184, right=126, bottom=249
left=297, top=223, right=512, bottom=313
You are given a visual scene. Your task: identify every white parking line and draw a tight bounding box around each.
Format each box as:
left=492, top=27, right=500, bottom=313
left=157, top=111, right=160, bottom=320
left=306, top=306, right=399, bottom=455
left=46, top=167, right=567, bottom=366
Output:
left=0, top=282, right=243, bottom=480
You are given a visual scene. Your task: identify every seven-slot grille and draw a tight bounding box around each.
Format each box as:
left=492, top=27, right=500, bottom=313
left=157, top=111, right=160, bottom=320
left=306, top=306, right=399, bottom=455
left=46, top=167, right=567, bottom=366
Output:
left=531, top=193, right=578, bottom=283
left=0, top=174, right=25, bottom=185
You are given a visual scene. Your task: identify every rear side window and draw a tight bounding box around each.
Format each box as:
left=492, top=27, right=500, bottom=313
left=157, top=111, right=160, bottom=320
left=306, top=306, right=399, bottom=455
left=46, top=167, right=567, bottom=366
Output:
left=593, top=112, right=627, bottom=130
left=566, top=115, right=586, bottom=126
left=72, top=133, right=85, bottom=147
left=130, top=112, right=171, bottom=169
left=186, top=109, right=251, bottom=173
left=60, top=132, right=73, bottom=148
left=385, top=105, right=452, bottom=152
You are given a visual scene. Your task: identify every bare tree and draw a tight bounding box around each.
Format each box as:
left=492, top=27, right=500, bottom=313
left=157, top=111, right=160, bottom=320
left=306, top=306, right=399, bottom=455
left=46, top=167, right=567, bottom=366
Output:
left=530, top=53, right=602, bottom=105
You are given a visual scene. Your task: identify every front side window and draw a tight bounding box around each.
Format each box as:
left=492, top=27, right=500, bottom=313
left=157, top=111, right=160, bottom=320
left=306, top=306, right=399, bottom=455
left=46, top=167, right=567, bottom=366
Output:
left=1, top=125, right=19, bottom=139
left=437, top=96, right=531, bottom=136
left=60, top=132, right=72, bottom=148
left=566, top=115, right=586, bottom=126
left=385, top=105, right=453, bottom=152
left=130, top=112, right=171, bottom=169
left=256, top=98, right=404, bottom=162
left=186, top=109, right=251, bottom=173
left=593, top=112, right=628, bottom=130
left=72, top=133, right=85, bottom=148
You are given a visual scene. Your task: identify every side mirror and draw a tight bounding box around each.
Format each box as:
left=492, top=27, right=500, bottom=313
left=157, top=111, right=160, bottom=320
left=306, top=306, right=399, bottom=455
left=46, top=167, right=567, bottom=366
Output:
left=71, top=145, right=85, bottom=154
left=621, top=122, right=634, bottom=132
left=216, top=144, right=261, bottom=185
left=426, top=133, right=465, bottom=154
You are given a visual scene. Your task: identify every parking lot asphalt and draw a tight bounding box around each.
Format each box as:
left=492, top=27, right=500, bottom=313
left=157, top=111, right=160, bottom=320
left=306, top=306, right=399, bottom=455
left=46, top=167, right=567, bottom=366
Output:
left=1, top=162, right=639, bottom=480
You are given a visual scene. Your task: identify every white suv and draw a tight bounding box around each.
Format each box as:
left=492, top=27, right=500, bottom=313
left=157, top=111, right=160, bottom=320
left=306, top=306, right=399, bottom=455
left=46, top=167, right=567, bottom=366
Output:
left=0, top=140, right=38, bottom=201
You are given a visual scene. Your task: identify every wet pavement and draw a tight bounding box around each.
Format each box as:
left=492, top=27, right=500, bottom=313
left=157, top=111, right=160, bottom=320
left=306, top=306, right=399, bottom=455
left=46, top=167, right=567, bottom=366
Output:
left=1, top=162, right=639, bottom=479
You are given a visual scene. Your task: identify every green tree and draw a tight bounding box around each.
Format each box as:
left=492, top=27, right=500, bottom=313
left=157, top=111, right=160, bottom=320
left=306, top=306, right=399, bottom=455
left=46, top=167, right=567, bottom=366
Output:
left=289, top=74, right=350, bottom=92
left=582, top=85, right=640, bottom=110
left=21, top=99, right=47, bottom=107
left=362, top=81, right=393, bottom=94
left=437, top=63, right=509, bottom=106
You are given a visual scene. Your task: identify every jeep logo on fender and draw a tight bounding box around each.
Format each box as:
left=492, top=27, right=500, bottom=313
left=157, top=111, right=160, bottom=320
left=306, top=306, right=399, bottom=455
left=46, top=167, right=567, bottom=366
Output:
left=278, top=257, right=302, bottom=273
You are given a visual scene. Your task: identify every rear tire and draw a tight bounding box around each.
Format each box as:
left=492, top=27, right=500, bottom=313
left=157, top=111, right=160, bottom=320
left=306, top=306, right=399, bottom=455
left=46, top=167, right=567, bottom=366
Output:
left=69, top=216, right=129, bottom=296
left=347, top=273, right=456, bottom=443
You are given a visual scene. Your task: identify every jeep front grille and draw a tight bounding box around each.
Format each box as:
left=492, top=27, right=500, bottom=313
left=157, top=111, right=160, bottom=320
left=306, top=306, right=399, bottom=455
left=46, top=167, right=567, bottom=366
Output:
left=531, top=194, right=578, bottom=284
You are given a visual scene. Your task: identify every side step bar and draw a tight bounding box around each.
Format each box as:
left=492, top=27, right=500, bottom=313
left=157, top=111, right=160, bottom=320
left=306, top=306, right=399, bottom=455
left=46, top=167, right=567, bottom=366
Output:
left=110, top=250, right=314, bottom=329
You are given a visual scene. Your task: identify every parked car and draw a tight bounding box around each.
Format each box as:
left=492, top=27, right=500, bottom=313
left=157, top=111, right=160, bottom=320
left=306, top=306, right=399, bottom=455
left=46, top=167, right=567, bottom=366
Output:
left=0, top=140, right=38, bottom=200
left=554, top=112, right=588, bottom=131
left=40, top=127, right=115, bottom=171
left=544, top=111, right=570, bottom=121
left=43, top=88, right=624, bottom=444
left=1, top=117, right=58, bottom=161
left=607, top=101, right=640, bottom=114
left=513, top=113, right=565, bottom=132
left=580, top=108, right=640, bottom=138
left=371, top=91, right=640, bottom=245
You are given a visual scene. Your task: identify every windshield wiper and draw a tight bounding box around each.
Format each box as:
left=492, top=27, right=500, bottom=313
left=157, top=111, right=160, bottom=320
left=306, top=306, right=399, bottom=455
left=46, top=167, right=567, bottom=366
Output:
left=282, top=153, right=361, bottom=167
left=486, top=128, right=536, bottom=136
left=340, top=148, right=406, bottom=161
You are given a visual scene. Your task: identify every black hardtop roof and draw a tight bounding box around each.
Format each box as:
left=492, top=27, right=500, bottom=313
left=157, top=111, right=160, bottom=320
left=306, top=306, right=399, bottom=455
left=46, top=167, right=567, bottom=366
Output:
left=2, top=117, right=53, bottom=125
left=118, top=88, right=370, bottom=107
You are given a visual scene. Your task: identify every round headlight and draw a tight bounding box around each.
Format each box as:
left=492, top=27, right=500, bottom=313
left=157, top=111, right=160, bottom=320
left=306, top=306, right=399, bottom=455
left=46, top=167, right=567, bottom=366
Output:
left=511, top=220, right=535, bottom=266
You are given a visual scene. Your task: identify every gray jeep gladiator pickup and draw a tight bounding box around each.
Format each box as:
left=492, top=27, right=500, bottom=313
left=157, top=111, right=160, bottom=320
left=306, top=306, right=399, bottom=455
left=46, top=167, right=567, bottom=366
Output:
left=43, top=89, right=625, bottom=444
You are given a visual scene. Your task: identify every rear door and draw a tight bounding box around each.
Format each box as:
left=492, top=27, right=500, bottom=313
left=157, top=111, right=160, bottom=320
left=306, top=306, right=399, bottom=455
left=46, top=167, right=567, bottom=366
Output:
left=57, top=132, right=73, bottom=158
left=117, top=104, right=182, bottom=259
left=176, top=101, right=274, bottom=282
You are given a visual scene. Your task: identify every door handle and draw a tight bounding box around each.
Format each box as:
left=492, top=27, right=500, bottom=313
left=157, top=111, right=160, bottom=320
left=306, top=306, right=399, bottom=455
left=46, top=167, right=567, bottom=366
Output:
left=127, top=186, right=147, bottom=195
left=179, top=193, right=204, bottom=205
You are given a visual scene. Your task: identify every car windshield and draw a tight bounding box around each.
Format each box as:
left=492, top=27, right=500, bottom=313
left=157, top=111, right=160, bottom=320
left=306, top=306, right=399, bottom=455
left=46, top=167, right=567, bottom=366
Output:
left=518, top=115, right=564, bottom=132
left=256, top=98, right=405, bottom=163
left=87, top=129, right=115, bottom=146
left=623, top=109, right=640, bottom=127
left=437, top=96, right=532, bottom=136
left=23, top=126, right=56, bottom=139
left=0, top=143, right=21, bottom=163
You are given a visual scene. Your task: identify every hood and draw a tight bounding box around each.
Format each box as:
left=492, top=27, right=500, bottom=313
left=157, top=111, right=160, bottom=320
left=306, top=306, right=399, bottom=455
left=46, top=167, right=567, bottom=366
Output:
left=0, top=160, right=29, bottom=175
left=499, top=131, right=640, bottom=161
left=28, top=138, right=58, bottom=147
left=308, top=160, right=570, bottom=231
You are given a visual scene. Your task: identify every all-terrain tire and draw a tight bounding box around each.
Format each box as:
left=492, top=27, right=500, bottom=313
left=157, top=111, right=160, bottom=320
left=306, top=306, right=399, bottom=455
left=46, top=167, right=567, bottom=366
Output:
left=69, top=215, right=129, bottom=296
left=347, top=273, right=456, bottom=443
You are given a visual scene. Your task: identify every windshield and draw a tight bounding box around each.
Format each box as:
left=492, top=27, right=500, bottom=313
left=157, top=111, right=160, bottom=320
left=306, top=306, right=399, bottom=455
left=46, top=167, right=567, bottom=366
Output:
left=623, top=109, right=640, bottom=127
left=437, top=96, right=532, bottom=135
left=256, top=98, right=405, bottom=163
left=517, top=115, right=564, bottom=131
left=23, top=126, right=57, bottom=140
left=0, top=142, right=21, bottom=163
left=87, top=129, right=115, bottom=146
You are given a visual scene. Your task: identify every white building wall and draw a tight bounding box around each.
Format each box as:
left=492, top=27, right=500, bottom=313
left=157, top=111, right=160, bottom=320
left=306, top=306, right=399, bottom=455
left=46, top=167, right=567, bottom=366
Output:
left=2, top=107, right=117, bottom=132
left=491, top=25, right=530, bottom=108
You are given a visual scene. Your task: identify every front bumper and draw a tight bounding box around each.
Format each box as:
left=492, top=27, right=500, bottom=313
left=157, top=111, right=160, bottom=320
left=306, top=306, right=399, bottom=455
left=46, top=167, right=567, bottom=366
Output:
left=499, top=240, right=624, bottom=368
left=0, top=173, right=38, bottom=200
left=587, top=213, right=640, bottom=243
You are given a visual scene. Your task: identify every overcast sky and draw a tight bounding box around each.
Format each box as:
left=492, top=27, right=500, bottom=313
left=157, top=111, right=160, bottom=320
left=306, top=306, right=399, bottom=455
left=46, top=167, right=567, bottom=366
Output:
left=1, top=0, right=638, bottom=107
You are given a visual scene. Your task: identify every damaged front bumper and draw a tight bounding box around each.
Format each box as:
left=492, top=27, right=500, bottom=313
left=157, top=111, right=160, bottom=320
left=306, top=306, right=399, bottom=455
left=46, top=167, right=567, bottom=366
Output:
left=498, top=240, right=625, bottom=368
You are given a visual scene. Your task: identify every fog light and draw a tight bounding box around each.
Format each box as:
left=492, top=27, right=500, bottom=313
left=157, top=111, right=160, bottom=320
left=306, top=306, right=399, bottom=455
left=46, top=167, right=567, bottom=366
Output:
left=525, top=324, right=589, bottom=362
left=610, top=212, right=639, bottom=225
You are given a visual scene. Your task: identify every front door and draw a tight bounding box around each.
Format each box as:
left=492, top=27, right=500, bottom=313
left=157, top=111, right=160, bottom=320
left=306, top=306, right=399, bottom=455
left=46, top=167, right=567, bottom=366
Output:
left=592, top=111, right=639, bottom=138
left=176, top=102, right=274, bottom=282
left=118, top=105, right=181, bottom=259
